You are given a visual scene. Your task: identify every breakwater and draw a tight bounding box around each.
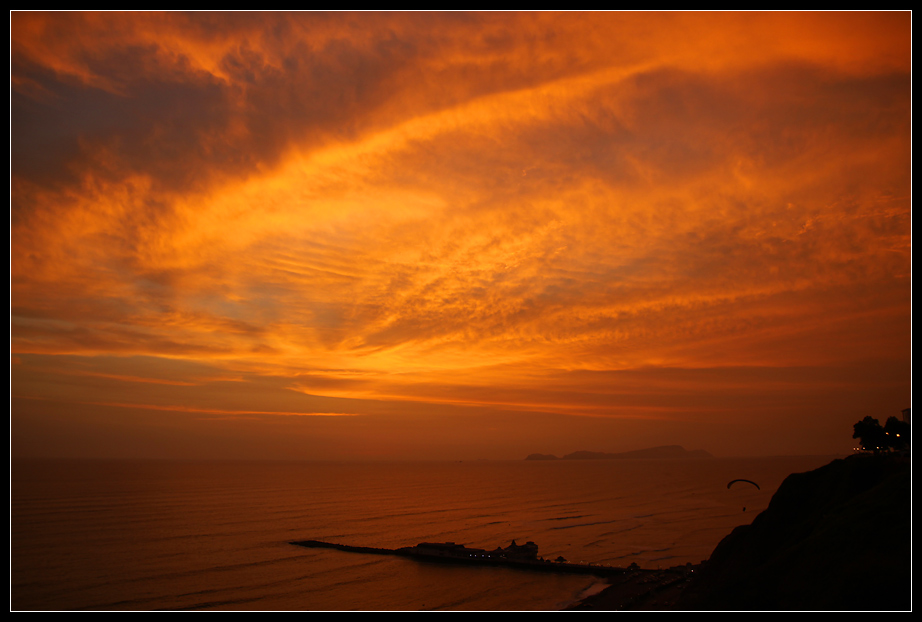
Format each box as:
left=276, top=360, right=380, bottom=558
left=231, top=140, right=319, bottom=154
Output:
left=290, top=539, right=648, bottom=578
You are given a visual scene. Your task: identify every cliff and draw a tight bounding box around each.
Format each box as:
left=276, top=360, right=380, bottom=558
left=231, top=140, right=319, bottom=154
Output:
left=677, top=454, right=911, bottom=610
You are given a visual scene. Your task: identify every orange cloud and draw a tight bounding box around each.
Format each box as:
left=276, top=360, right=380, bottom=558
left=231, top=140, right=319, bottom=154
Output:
left=11, top=12, right=911, bottom=458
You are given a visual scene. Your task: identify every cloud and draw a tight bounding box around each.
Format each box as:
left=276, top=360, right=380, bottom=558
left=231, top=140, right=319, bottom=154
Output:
left=11, top=12, right=911, bottom=458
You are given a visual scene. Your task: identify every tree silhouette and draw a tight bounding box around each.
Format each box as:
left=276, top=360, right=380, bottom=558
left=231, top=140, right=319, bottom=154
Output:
left=883, top=416, right=910, bottom=451
left=852, top=416, right=887, bottom=453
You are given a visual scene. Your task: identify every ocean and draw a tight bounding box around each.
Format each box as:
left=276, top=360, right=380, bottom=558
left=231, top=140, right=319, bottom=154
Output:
left=11, top=456, right=838, bottom=611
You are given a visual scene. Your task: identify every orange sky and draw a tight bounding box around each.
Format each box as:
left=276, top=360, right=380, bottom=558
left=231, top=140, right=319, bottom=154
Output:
left=11, top=12, right=911, bottom=459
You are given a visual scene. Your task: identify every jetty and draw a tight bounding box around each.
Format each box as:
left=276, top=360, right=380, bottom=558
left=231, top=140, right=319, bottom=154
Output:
left=291, top=538, right=683, bottom=580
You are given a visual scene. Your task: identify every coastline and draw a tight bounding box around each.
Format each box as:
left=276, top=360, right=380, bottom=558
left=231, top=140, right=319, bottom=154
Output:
left=568, top=454, right=911, bottom=611
left=566, top=564, right=699, bottom=610
left=13, top=455, right=888, bottom=610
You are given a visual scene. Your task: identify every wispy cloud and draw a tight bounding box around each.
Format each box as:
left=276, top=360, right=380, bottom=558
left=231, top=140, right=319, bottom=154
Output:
left=11, top=11, right=911, bottom=458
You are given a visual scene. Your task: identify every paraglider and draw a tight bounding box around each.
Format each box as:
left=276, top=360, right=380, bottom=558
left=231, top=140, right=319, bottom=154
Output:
left=726, top=479, right=760, bottom=490
left=726, top=479, right=761, bottom=513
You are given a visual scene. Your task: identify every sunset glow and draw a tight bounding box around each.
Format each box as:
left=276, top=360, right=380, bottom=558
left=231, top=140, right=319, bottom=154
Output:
left=11, top=12, right=911, bottom=459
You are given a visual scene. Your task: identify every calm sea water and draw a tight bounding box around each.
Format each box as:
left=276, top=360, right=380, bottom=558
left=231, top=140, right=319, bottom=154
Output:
left=11, top=456, right=837, bottom=610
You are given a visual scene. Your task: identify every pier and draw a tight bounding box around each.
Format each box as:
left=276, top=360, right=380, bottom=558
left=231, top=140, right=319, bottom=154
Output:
left=290, top=539, right=676, bottom=579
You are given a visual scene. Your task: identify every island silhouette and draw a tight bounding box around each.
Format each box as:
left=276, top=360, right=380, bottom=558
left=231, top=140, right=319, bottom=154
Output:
left=525, top=445, right=713, bottom=460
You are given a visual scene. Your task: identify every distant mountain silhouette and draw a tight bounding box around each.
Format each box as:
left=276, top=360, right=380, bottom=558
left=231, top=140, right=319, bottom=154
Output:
left=525, top=445, right=713, bottom=460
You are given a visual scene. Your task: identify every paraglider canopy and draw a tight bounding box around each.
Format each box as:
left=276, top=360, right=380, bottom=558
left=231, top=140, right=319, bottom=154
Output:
left=727, top=479, right=760, bottom=490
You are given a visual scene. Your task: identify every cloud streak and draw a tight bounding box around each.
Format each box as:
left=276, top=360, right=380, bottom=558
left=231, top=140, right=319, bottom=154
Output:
left=11, top=11, right=911, bottom=458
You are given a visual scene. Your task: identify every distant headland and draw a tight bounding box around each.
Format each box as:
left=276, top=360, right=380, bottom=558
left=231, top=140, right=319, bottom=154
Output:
left=525, top=445, right=713, bottom=461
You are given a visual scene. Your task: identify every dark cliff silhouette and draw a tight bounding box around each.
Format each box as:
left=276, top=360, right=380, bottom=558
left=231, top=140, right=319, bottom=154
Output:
left=676, top=454, right=910, bottom=610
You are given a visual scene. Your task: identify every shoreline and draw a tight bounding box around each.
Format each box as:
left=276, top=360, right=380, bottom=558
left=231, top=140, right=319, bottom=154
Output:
left=571, top=454, right=910, bottom=611
left=566, top=564, right=700, bottom=610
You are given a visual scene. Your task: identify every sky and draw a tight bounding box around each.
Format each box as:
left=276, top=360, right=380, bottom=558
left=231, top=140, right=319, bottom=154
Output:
left=10, top=11, right=911, bottom=460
